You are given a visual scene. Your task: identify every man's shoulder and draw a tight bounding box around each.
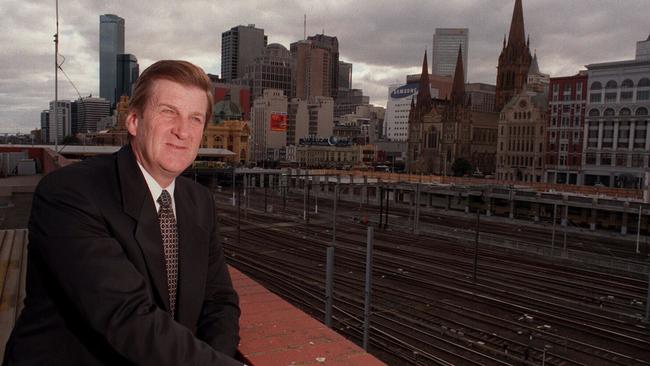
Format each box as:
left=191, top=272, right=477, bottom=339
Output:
left=38, top=154, right=117, bottom=194
left=176, top=175, right=211, bottom=202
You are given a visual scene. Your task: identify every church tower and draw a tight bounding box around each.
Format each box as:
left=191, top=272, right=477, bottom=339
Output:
left=495, top=0, right=532, bottom=110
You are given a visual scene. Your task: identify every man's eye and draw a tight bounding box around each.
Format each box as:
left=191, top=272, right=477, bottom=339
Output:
left=162, top=108, right=175, bottom=115
left=192, top=116, right=204, bottom=124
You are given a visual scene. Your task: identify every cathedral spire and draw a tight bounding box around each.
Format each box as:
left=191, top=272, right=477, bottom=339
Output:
left=450, top=46, right=465, bottom=105
left=416, top=50, right=432, bottom=112
left=507, top=0, right=526, bottom=47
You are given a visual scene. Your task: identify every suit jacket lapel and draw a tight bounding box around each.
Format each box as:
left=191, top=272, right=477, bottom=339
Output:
left=174, top=179, right=208, bottom=327
left=117, top=145, right=171, bottom=313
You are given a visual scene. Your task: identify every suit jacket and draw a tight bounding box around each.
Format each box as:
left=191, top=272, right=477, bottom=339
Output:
left=3, top=145, right=242, bottom=365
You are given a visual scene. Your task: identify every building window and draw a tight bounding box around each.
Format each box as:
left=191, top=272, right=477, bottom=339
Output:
left=586, top=153, right=596, bottom=165
left=600, top=153, right=612, bottom=165
left=638, top=78, right=650, bottom=87
left=637, top=91, right=650, bottom=101
left=604, top=92, right=617, bottom=102
left=632, top=154, right=644, bottom=167
left=604, top=108, right=615, bottom=117
left=636, top=107, right=649, bottom=116
left=620, top=108, right=632, bottom=116
left=616, top=153, right=627, bottom=167
left=621, top=79, right=634, bottom=89
left=590, top=81, right=602, bottom=90
left=590, top=93, right=602, bottom=103
left=605, top=80, right=618, bottom=89
left=621, top=91, right=633, bottom=101
left=588, top=109, right=600, bottom=117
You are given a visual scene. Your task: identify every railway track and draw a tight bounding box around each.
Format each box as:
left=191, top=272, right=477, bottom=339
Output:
left=215, top=196, right=650, bottom=365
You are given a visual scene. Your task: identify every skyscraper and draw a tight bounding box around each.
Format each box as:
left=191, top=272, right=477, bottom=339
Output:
left=432, top=28, right=468, bottom=82
left=221, top=24, right=267, bottom=82
left=338, top=61, right=352, bottom=91
left=290, top=40, right=331, bottom=99
left=495, top=0, right=532, bottom=110
left=99, top=14, right=125, bottom=107
left=241, top=43, right=292, bottom=99
left=307, top=34, right=339, bottom=98
left=116, top=54, right=139, bottom=99
left=49, top=100, right=71, bottom=143
left=73, top=97, right=111, bottom=133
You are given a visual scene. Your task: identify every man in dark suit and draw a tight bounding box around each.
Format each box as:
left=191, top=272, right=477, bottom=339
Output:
left=3, top=60, right=243, bottom=365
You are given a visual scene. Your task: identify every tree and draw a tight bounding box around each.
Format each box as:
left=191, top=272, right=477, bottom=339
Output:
left=451, top=158, right=472, bottom=177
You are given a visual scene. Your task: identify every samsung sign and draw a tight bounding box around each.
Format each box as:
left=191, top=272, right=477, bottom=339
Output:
left=390, top=83, right=420, bottom=99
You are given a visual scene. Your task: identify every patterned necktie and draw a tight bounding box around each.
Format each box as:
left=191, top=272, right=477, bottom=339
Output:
left=157, top=190, right=178, bottom=319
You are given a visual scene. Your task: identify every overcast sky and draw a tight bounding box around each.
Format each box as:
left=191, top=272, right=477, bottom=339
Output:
left=1, top=0, right=649, bottom=133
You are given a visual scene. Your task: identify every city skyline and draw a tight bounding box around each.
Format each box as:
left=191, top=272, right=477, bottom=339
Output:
left=1, top=0, right=649, bottom=133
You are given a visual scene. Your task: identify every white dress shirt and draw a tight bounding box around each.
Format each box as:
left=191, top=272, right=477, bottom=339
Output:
left=137, top=162, right=176, bottom=219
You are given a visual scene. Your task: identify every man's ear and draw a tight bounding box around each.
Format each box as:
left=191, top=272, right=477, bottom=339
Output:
left=125, top=111, right=139, bottom=137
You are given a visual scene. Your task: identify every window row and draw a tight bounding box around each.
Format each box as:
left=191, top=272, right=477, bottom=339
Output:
left=588, top=107, right=649, bottom=117
left=590, top=78, right=650, bottom=90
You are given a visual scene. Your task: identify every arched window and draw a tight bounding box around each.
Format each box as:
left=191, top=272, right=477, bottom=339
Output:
left=588, top=109, right=600, bottom=117
left=619, top=108, right=632, bottom=116
left=621, top=79, right=634, bottom=88
left=590, top=82, right=602, bottom=90
left=639, top=78, right=650, bottom=87
left=605, top=80, right=618, bottom=89
left=636, top=107, right=649, bottom=116
left=604, top=108, right=615, bottom=116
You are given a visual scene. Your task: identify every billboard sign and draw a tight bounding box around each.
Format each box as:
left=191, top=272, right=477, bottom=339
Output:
left=270, top=112, right=287, bottom=132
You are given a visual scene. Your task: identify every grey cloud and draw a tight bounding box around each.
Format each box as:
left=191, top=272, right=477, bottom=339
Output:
left=1, top=0, right=649, bottom=133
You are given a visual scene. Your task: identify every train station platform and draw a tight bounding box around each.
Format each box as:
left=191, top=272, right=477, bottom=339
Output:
left=0, top=229, right=385, bottom=365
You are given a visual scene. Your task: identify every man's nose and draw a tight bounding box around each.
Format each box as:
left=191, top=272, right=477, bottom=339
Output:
left=171, top=116, right=191, bottom=139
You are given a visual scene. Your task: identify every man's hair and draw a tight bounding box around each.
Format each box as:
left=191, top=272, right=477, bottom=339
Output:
left=129, top=60, right=214, bottom=122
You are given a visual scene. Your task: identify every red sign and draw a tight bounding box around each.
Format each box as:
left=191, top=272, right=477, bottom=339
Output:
left=270, top=112, right=287, bottom=132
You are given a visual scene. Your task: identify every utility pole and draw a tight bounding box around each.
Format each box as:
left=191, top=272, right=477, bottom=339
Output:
left=551, top=203, right=557, bottom=254
left=636, top=205, right=642, bottom=254
left=54, top=0, right=59, bottom=151
left=472, top=208, right=480, bottom=283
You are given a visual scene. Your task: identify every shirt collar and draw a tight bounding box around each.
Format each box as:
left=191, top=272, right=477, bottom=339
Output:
left=136, top=161, right=176, bottom=214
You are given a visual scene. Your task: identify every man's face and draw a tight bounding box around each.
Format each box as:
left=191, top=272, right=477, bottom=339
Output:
left=126, top=79, right=207, bottom=186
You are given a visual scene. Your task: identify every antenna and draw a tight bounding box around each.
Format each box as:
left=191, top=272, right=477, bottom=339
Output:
left=303, top=14, right=306, bottom=40
left=54, top=0, right=59, bottom=151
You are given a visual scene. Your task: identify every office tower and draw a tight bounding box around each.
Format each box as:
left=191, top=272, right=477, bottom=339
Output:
left=465, top=83, right=497, bottom=113
left=116, top=54, right=139, bottom=99
left=307, top=34, right=339, bottom=98
left=241, top=43, right=292, bottom=99
left=250, top=89, right=288, bottom=162
left=221, top=24, right=267, bottom=82
left=432, top=28, right=468, bottom=81
left=338, top=61, right=352, bottom=91
left=495, top=0, right=532, bottom=110
left=40, top=110, right=50, bottom=143
left=290, top=40, right=331, bottom=99
left=73, top=97, right=111, bottom=133
left=49, top=100, right=71, bottom=143
left=99, top=14, right=125, bottom=106
left=636, top=32, right=650, bottom=61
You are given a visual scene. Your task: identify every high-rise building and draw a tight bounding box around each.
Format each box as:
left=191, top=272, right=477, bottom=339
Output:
left=338, top=61, right=352, bottom=91
left=290, top=40, right=331, bottom=99
left=307, top=34, right=339, bottom=98
left=384, top=74, right=450, bottom=142
left=545, top=72, right=587, bottom=185
left=334, top=89, right=369, bottom=120
left=40, top=110, right=50, bottom=143
left=636, top=32, right=650, bottom=61
left=432, top=28, right=468, bottom=82
left=49, top=100, right=71, bottom=143
left=495, top=0, right=532, bottom=110
left=250, top=89, right=288, bottom=162
left=73, top=97, right=111, bottom=133
left=240, top=43, right=292, bottom=99
left=116, top=54, right=139, bottom=99
left=99, top=14, right=125, bottom=107
left=221, top=24, right=267, bottom=82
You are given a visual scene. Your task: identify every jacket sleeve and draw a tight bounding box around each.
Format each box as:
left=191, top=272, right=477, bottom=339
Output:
left=196, top=192, right=241, bottom=356
left=29, top=171, right=243, bottom=366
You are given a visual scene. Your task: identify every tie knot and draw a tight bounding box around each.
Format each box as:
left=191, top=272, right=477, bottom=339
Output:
left=157, top=190, right=172, bottom=208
